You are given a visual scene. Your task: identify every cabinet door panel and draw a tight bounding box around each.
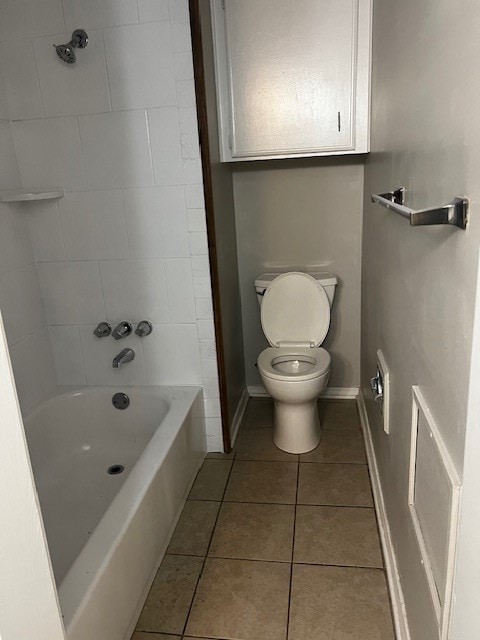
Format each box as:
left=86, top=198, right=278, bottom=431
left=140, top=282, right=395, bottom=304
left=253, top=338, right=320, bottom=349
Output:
left=225, top=0, right=357, bottom=157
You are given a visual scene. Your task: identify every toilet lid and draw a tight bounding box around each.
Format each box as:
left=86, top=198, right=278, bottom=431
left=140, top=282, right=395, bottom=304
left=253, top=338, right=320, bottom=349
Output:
left=261, top=272, right=330, bottom=347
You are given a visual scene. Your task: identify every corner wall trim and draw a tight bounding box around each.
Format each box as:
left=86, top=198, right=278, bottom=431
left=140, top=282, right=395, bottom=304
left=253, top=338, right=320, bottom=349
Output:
left=248, top=385, right=359, bottom=399
left=230, top=387, right=249, bottom=447
left=357, top=390, right=411, bottom=640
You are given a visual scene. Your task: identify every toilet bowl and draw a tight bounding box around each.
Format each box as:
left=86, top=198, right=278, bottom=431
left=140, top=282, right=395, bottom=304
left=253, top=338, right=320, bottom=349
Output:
left=256, top=272, right=336, bottom=454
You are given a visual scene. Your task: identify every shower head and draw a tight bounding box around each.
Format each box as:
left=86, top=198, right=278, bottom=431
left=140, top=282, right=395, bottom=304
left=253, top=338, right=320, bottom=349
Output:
left=53, top=29, right=88, bottom=64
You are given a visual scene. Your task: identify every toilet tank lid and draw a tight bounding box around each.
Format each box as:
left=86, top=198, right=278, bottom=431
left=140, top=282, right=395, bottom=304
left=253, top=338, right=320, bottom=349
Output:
left=255, top=271, right=337, bottom=289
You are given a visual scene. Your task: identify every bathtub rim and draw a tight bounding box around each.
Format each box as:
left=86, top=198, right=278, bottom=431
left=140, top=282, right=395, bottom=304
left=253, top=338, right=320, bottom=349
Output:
left=37, top=385, right=204, bottom=629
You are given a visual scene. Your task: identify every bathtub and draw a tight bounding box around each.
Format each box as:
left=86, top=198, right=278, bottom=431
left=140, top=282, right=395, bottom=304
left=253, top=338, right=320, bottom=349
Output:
left=24, top=386, right=206, bottom=640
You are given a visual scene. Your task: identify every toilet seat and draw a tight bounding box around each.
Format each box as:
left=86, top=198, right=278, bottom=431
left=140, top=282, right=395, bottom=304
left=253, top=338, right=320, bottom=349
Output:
left=258, top=347, right=330, bottom=382
left=261, top=272, right=330, bottom=348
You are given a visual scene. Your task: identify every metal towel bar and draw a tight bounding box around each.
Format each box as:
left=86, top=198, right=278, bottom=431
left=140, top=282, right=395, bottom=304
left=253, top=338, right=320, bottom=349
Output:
left=371, top=187, right=468, bottom=229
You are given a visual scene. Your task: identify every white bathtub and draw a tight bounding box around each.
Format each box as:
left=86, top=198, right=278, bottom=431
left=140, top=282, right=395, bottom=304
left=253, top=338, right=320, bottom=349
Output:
left=24, top=386, right=206, bottom=640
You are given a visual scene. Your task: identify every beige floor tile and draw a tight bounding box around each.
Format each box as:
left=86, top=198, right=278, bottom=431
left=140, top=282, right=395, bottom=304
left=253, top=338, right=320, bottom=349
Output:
left=298, top=463, right=373, bottom=507
left=209, top=502, right=295, bottom=562
left=243, top=397, right=274, bottom=428
left=235, top=427, right=298, bottom=462
left=300, top=430, right=366, bottom=463
left=224, top=460, right=298, bottom=504
left=185, top=558, right=290, bottom=640
left=289, top=564, right=395, bottom=640
left=167, top=500, right=220, bottom=556
left=188, top=459, right=233, bottom=501
left=136, top=554, right=203, bottom=634
left=294, top=505, right=383, bottom=567
left=319, top=400, right=360, bottom=430
left=131, top=634, right=178, bottom=639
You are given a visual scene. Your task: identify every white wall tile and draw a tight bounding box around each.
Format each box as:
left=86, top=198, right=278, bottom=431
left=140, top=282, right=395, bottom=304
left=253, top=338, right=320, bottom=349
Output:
left=0, top=40, right=43, bottom=120
left=179, top=107, right=198, bottom=135
left=181, top=158, right=203, bottom=185
left=9, top=334, right=45, bottom=413
left=0, top=0, right=65, bottom=41
left=170, top=22, right=192, bottom=52
left=0, top=204, right=25, bottom=273
left=195, top=298, right=213, bottom=319
left=193, top=275, right=212, bottom=299
left=169, top=0, right=190, bottom=22
left=185, top=183, right=205, bottom=208
left=197, top=319, right=215, bottom=340
left=34, top=326, right=58, bottom=399
left=33, top=30, right=111, bottom=117
left=123, top=186, right=189, bottom=258
left=205, top=398, right=221, bottom=417
left=0, top=120, right=21, bottom=189
left=49, top=325, right=86, bottom=385
left=203, top=378, right=220, bottom=398
left=189, top=231, right=208, bottom=255
left=9, top=206, right=34, bottom=267
left=200, top=339, right=217, bottom=360
left=143, top=324, right=201, bottom=384
left=27, top=201, right=66, bottom=262
left=78, top=111, right=154, bottom=189
left=181, top=132, right=200, bottom=159
left=164, top=258, right=195, bottom=322
left=206, top=431, right=223, bottom=452
left=147, top=107, right=183, bottom=185
left=173, top=51, right=194, bottom=81
left=79, top=325, right=147, bottom=386
left=187, top=208, right=206, bottom=232
left=202, top=358, right=219, bottom=380
left=38, top=261, right=105, bottom=324
left=191, top=254, right=210, bottom=276
left=138, top=0, right=169, bottom=22
left=176, top=79, right=196, bottom=107
left=59, top=190, right=129, bottom=260
left=62, top=0, right=139, bottom=30
left=99, top=259, right=169, bottom=323
left=104, top=22, right=176, bottom=110
left=1, top=265, right=45, bottom=344
left=12, top=117, right=86, bottom=190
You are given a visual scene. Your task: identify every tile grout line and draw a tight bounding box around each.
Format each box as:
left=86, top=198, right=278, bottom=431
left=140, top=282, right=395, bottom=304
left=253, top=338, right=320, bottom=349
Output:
left=285, top=448, right=300, bottom=640
left=180, top=452, right=237, bottom=637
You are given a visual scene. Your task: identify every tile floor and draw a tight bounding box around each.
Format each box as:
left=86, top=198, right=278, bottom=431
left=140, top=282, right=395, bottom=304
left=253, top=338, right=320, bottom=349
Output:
left=132, top=398, right=396, bottom=640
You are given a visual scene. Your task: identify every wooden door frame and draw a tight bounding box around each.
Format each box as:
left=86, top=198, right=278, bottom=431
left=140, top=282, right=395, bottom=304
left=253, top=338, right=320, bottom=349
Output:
left=189, top=0, right=231, bottom=452
left=0, top=312, right=65, bottom=639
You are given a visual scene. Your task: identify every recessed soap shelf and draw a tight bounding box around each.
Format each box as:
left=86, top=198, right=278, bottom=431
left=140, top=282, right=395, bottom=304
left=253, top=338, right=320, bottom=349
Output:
left=0, top=188, right=64, bottom=203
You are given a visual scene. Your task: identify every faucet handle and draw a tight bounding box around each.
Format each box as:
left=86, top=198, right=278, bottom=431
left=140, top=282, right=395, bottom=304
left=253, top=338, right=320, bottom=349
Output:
left=135, top=320, right=153, bottom=337
left=112, top=321, right=133, bottom=340
left=94, top=322, right=112, bottom=338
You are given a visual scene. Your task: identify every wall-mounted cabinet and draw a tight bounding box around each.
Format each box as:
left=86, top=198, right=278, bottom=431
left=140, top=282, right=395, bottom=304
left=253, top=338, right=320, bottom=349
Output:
left=211, top=0, right=371, bottom=162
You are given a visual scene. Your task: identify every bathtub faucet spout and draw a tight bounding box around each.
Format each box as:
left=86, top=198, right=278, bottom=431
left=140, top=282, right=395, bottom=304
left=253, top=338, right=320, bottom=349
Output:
left=112, top=348, right=135, bottom=369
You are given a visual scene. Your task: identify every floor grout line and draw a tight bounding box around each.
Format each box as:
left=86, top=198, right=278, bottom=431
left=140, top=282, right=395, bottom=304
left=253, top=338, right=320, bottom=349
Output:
left=285, top=448, right=300, bottom=640
left=180, top=451, right=236, bottom=638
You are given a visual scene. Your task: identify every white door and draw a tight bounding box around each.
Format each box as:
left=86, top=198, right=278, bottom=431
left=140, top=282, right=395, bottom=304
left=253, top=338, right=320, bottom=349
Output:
left=224, top=0, right=357, bottom=157
left=0, top=312, right=65, bottom=640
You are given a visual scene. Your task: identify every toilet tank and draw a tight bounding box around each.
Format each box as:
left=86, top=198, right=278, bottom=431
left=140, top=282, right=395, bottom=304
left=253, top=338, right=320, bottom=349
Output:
left=255, top=272, right=337, bottom=307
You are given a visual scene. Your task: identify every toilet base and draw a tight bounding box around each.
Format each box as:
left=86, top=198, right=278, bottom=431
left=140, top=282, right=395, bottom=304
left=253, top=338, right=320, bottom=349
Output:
left=273, top=400, right=321, bottom=454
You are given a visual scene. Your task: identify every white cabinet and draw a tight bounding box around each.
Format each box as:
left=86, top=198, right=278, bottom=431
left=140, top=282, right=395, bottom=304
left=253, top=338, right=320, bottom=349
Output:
left=211, top=0, right=371, bottom=162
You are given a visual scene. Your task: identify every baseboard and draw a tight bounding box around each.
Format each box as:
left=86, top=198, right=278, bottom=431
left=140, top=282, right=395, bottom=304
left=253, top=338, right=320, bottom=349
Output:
left=230, top=387, right=249, bottom=447
left=357, top=391, right=411, bottom=640
left=248, top=385, right=359, bottom=399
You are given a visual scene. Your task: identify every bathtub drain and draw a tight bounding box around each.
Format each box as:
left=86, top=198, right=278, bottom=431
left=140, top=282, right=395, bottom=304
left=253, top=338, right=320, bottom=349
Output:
left=108, top=464, right=125, bottom=475
left=112, top=392, right=130, bottom=410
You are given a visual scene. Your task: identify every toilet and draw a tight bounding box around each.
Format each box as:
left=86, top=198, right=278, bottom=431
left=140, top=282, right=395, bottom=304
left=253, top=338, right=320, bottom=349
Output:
left=255, top=271, right=337, bottom=454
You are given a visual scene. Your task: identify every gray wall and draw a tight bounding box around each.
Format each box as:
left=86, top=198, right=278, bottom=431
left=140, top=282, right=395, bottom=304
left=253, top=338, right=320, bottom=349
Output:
left=199, top=1, right=246, bottom=440
left=362, top=0, right=480, bottom=636
left=233, top=158, right=364, bottom=390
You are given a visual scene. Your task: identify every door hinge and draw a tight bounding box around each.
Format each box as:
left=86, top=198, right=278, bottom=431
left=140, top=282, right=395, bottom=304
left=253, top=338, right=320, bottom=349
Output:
left=221, top=0, right=225, bottom=9
left=227, top=133, right=233, bottom=149
left=337, top=111, right=341, bottom=132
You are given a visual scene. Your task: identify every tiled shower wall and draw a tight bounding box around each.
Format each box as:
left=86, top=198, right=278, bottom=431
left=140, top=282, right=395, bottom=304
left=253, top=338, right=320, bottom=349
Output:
left=0, top=69, right=58, bottom=414
left=0, top=0, right=222, bottom=449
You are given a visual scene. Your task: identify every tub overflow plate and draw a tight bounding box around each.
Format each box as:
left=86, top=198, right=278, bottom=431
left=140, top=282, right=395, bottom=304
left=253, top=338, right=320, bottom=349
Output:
left=108, top=464, right=125, bottom=475
left=112, top=392, right=130, bottom=410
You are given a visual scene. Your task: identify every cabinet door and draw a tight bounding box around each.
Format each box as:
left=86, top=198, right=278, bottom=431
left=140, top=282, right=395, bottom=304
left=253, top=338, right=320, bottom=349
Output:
left=224, top=0, right=357, bottom=158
